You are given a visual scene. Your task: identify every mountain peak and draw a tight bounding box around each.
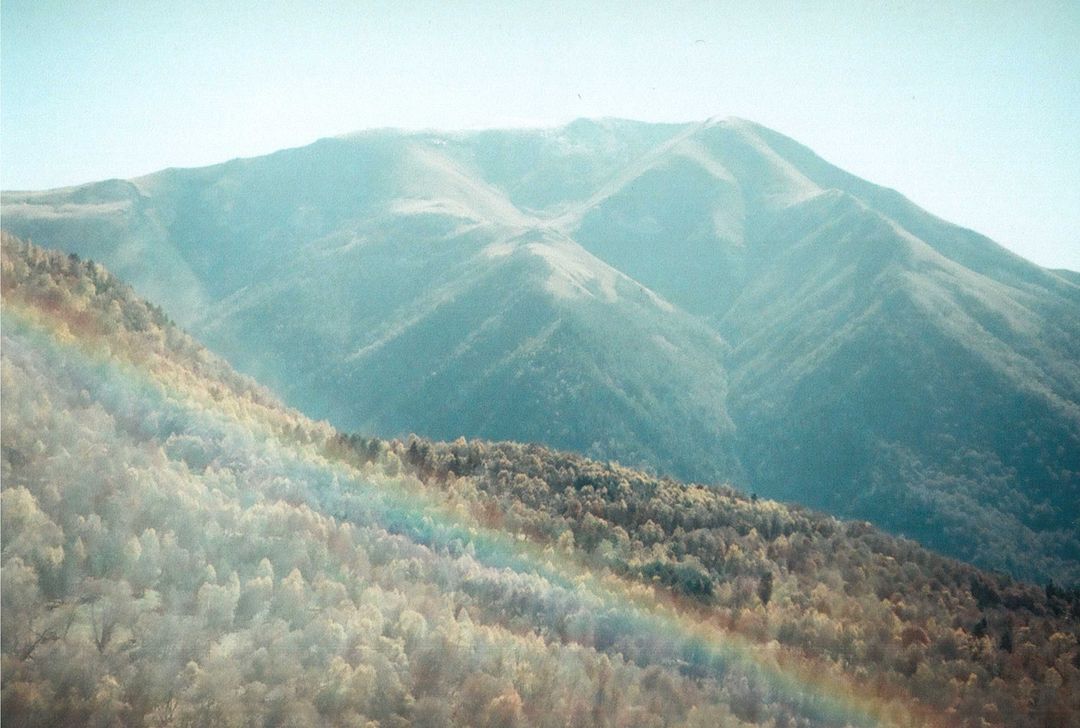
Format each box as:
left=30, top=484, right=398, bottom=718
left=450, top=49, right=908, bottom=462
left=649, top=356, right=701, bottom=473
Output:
left=3, top=118, right=1078, bottom=585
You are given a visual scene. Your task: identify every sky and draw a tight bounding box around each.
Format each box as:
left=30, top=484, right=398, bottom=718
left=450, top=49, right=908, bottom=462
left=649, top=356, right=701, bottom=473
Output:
left=3, top=0, right=1079, bottom=270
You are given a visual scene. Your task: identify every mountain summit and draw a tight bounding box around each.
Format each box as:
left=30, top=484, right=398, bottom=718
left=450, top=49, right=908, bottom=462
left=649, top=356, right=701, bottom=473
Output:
left=4, top=118, right=1078, bottom=582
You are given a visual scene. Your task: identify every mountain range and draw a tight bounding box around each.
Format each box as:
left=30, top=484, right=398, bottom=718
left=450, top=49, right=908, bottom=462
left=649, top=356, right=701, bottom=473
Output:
left=4, top=117, right=1079, bottom=583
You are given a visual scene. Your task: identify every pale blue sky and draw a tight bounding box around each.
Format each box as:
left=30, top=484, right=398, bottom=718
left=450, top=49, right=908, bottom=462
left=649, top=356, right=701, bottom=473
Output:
left=3, top=0, right=1078, bottom=269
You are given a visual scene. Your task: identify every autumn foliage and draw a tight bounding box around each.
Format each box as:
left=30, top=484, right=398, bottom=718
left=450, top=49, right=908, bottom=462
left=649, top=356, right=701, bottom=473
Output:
left=2, top=234, right=1077, bottom=727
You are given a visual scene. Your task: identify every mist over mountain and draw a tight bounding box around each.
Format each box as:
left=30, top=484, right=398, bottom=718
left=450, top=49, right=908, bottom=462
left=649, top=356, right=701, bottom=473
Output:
left=4, top=117, right=1079, bottom=583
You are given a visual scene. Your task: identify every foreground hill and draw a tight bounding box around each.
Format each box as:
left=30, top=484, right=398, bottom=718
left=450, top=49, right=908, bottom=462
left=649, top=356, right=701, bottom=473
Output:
left=3, top=118, right=1079, bottom=587
left=3, top=237, right=1080, bottom=727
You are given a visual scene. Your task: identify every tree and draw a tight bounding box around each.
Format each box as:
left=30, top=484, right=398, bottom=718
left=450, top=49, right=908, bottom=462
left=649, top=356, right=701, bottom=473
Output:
left=757, top=571, right=773, bottom=607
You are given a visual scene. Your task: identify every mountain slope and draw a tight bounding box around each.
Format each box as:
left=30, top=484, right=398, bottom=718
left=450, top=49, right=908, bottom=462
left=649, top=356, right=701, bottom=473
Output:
left=3, top=119, right=1079, bottom=584
left=707, top=188, right=1080, bottom=580
left=1, top=132, right=742, bottom=486
left=206, top=225, right=740, bottom=480
left=4, top=235, right=1080, bottom=727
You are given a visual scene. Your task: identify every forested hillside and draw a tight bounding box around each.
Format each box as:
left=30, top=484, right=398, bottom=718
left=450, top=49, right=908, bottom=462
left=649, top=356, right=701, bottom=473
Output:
left=3, top=235, right=1079, bottom=727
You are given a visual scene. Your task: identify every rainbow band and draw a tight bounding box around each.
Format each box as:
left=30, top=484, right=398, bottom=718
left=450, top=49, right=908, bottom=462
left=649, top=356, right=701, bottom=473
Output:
left=2, top=297, right=937, bottom=728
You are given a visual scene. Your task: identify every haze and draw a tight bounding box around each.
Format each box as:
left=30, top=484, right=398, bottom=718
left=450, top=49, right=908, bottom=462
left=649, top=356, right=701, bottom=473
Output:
left=2, top=0, right=1078, bottom=269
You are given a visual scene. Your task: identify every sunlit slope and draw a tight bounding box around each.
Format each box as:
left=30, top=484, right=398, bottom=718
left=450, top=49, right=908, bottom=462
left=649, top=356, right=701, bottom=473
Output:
left=3, top=236, right=1079, bottom=727
left=198, top=222, right=739, bottom=480
left=1, top=130, right=741, bottom=486
left=4, top=118, right=1080, bottom=583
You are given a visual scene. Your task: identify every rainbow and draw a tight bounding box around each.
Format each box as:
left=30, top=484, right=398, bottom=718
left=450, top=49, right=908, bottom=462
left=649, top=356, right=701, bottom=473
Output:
left=2, top=295, right=940, bottom=728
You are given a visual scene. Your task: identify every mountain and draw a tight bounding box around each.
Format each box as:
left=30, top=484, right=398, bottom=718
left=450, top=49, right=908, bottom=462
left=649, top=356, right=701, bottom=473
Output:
left=3, top=234, right=1078, bottom=727
left=0, top=127, right=741, bottom=485
left=3, top=118, right=1079, bottom=584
